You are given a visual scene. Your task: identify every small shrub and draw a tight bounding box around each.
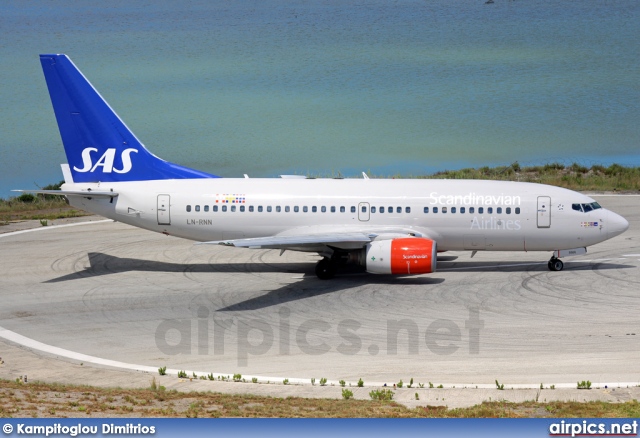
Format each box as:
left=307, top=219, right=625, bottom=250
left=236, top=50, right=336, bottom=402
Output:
left=319, top=377, right=327, bottom=386
left=207, top=373, right=214, bottom=381
left=437, top=384, right=443, bottom=389
left=192, top=372, right=197, bottom=379
left=311, top=378, right=315, bottom=386
left=495, top=380, right=505, bottom=390
left=233, top=373, right=242, bottom=382
left=251, top=377, right=258, bottom=383
left=418, top=383, right=424, bottom=388
left=357, top=378, right=364, bottom=387
left=150, top=377, right=158, bottom=391
left=177, top=370, right=187, bottom=379
left=40, top=219, right=48, bottom=227
left=283, top=379, right=289, bottom=385
left=577, top=380, right=592, bottom=389
left=339, top=380, right=346, bottom=387
left=415, top=392, right=419, bottom=400
left=342, top=389, right=353, bottom=400
left=429, top=382, right=434, bottom=388
left=158, top=366, right=167, bottom=376
left=369, top=389, right=394, bottom=401
left=408, top=378, right=413, bottom=388
left=550, top=385, right=556, bottom=390
left=18, top=193, right=36, bottom=203
left=397, top=379, right=403, bottom=388
left=540, top=383, right=543, bottom=390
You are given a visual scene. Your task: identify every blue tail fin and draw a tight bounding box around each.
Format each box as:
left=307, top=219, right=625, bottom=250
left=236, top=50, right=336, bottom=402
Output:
left=40, top=54, right=219, bottom=183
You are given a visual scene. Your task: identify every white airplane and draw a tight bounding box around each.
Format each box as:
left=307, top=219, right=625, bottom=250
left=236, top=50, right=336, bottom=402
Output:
left=18, top=54, right=629, bottom=279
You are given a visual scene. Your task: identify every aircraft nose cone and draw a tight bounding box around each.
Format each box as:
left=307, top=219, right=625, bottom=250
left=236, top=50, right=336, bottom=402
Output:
left=608, top=210, right=629, bottom=239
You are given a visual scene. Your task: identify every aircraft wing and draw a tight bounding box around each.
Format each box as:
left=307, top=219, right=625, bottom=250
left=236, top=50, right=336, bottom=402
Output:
left=200, top=227, right=435, bottom=251
left=13, top=190, right=118, bottom=199
left=200, top=232, right=373, bottom=250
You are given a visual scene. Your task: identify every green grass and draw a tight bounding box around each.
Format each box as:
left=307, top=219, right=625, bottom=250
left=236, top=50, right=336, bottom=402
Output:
left=420, top=162, right=640, bottom=192
left=1, top=379, right=639, bottom=418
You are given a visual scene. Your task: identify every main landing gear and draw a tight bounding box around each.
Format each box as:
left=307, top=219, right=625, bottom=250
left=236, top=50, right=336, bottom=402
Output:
left=547, top=257, right=564, bottom=272
left=315, top=258, right=337, bottom=280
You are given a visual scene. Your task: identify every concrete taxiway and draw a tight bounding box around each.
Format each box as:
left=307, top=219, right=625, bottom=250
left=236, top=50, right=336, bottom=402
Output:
left=0, top=195, right=638, bottom=407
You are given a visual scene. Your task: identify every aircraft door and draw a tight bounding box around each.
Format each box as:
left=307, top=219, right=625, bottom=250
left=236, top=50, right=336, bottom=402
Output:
left=537, top=196, right=551, bottom=228
left=157, top=194, right=171, bottom=225
left=358, top=202, right=370, bottom=221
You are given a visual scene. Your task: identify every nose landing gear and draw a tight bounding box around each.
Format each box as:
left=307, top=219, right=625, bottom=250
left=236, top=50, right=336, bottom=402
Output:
left=548, top=257, right=564, bottom=271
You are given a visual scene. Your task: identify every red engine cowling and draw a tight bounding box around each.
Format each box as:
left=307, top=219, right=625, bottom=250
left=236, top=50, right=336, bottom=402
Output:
left=365, top=238, right=437, bottom=275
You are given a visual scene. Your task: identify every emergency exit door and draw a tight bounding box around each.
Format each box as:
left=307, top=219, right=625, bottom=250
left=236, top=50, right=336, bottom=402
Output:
left=157, top=194, right=171, bottom=225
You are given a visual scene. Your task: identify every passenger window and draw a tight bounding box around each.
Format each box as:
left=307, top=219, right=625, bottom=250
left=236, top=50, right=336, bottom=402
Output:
left=276, top=206, right=281, bottom=212
left=380, top=207, right=385, bottom=213
left=312, top=206, right=317, bottom=213
left=258, top=206, right=263, bottom=212
left=351, top=206, right=356, bottom=213
left=488, top=207, right=493, bottom=214
left=204, top=205, right=209, bottom=212
left=388, top=206, right=393, bottom=213
left=294, top=206, right=299, bottom=212
left=460, top=207, right=465, bottom=213
left=451, top=207, right=456, bottom=213
left=515, top=207, right=520, bottom=214
left=249, top=206, right=254, bottom=212
left=433, top=207, right=438, bottom=213
left=405, top=207, right=411, bottom=213
left=506, top=207, right=511, bottom=214
left=285, top=206, right=290, bottom=213
left=396, top=207, right=401, bottom=213
left=361, top=206, right=367, bottom=213
left=195, top=205, right=200, bottom=212
left=469, top=207, right=474, bottom=214
left=222, top=205, right=227, bottom=212
left=240, top=206, right=245, bottom=212
left=331, top=206, right=336, bottom=213
left=442, top=207, right=447, bottom=213
left=497, top=207, right=502, bottom=214
left=321, top=206, right=326, bottom=213
left=340, top=206, right=345, bottom=213
left=303, top=206, right=308, bottom=213
left=213, top=205, right=218, bottom=212
left=186, top=205, right=191, bottom=212
left=423, top=207, right=429, bottom=213
left=231, top=205, right=236, bottom=212
left=371, top=206, right=376, bottom=213
left=267, top=206, right=272, bottom=212
left=478, top=207, right=484, bottom=214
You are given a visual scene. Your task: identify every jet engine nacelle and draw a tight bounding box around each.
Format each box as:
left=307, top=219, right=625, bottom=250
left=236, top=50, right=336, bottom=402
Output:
left=365, top=238, right=437, bottom=275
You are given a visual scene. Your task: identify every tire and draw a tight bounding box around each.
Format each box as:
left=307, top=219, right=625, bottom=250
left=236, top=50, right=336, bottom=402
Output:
left=548, top=259, right=564, bottom=271
left=315, top=258, right=336, bottom=280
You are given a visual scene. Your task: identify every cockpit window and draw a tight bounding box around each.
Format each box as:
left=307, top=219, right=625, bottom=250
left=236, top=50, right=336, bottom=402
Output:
left=572, top=202, right=602, bottom=213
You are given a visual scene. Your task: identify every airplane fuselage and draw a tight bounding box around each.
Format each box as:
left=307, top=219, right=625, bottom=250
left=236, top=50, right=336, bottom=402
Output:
left=64, top=178, right=623, bottom=253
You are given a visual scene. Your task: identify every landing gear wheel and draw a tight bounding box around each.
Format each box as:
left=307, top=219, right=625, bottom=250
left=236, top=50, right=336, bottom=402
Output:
left=548, top=258, right=564, bottom=272
left=315, top=258, right=336, bottom=280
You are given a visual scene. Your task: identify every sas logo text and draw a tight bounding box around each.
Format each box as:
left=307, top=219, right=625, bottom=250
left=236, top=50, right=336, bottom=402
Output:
left=74, top=147, right=138, bottom=173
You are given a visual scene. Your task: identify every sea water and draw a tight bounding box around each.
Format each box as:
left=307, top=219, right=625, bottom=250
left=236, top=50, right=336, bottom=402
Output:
left=0, top=0, right=638, bottom=197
